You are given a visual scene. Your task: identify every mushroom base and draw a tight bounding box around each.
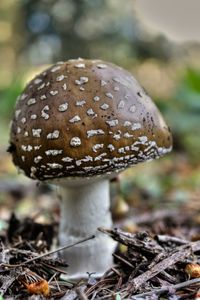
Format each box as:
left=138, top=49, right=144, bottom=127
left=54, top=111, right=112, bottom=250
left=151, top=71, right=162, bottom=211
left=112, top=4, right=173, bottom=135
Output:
left=58, top=179, right=116, bottom=278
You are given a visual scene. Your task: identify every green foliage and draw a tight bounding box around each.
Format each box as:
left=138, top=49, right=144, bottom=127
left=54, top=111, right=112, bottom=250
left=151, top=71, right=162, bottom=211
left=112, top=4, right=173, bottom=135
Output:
left=157, top=68, right=200, bottom=162
left=0, top=80, right=22, bottom=121
left=182, top=68, right=200, bottom=93
left=176, top=69, right=200, bottom=113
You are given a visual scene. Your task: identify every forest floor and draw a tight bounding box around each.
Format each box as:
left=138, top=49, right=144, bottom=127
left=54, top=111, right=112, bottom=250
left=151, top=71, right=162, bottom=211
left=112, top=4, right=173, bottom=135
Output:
left=0, top=150, right=200, bottom=299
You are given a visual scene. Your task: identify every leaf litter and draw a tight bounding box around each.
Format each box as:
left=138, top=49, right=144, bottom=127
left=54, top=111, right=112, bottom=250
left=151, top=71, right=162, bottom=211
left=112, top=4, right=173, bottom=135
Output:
left=0, top=208, right=199, bottom=300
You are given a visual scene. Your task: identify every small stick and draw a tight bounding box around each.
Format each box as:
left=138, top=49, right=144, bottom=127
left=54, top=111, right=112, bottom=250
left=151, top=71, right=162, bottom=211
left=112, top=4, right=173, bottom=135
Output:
left=49, top=273, right=61, bottom=293
left=19, top=235, right=95, bottom=266
left=156, top=234, right=189, bottom=245
left=41, top=262, right=68, bottom=275
left=5, top=235, right=95, bottom=268
left=0, top=276, right=16, bottom=296
left=75, top=287, right=89, bottom=300
left=132, top=278, right=200, bottom=299
left=113, top=253, right=135, bottom=268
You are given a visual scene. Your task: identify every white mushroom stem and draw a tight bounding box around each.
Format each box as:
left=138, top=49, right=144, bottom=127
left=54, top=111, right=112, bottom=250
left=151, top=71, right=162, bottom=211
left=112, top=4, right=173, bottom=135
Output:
left=57, top=178, right=116, bottom=278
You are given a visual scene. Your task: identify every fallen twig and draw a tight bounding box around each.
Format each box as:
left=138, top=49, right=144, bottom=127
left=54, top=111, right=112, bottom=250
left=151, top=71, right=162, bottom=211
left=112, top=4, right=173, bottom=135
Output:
left=156, top=234, right=189, bottom=245
left=125, top=240, right=200, bottom=295
left=131, top=278, right=200, bottom=299
left=0, top=275, right=16, bottom=296
left=75, top=287, right=88, bottom=300
left=2, top=235, right=95, bottom=268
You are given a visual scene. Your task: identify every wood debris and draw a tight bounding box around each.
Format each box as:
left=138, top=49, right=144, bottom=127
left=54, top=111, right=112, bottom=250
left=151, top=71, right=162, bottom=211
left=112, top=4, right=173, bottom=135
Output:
left=0, top=211, right=200, bottom=299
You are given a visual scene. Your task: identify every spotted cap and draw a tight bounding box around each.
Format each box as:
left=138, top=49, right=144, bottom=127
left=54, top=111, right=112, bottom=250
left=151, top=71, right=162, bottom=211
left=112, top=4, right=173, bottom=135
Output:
left=9, top=58, right=172, bottom=180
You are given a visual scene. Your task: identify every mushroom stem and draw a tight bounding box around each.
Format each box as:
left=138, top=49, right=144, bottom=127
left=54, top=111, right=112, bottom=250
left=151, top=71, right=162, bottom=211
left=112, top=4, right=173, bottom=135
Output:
left=58, top=178, right=116, bottom=278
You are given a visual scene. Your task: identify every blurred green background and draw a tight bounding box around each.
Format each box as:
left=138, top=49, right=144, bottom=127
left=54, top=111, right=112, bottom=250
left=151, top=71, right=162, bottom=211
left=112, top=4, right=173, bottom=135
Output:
left=0, top=0, right=200, bottom=221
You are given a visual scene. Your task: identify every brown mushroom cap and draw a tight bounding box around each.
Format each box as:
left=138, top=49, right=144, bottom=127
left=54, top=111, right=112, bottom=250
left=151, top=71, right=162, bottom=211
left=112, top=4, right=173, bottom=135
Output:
left=9, top=59, right=172, bottom=180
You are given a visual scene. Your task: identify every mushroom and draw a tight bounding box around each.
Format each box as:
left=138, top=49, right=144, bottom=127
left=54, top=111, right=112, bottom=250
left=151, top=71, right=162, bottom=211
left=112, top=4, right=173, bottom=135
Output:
left=9, top=58, right=172, bottom=278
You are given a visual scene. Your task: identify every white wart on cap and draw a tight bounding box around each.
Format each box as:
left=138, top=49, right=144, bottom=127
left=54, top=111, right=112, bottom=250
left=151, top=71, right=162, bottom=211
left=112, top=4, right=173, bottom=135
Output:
left=9, top=59, right=172, bottom=180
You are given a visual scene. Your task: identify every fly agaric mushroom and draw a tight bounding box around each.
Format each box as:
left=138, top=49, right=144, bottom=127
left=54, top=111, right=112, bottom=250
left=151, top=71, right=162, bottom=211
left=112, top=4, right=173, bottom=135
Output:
left=9, top=58, right=172, bottom=278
